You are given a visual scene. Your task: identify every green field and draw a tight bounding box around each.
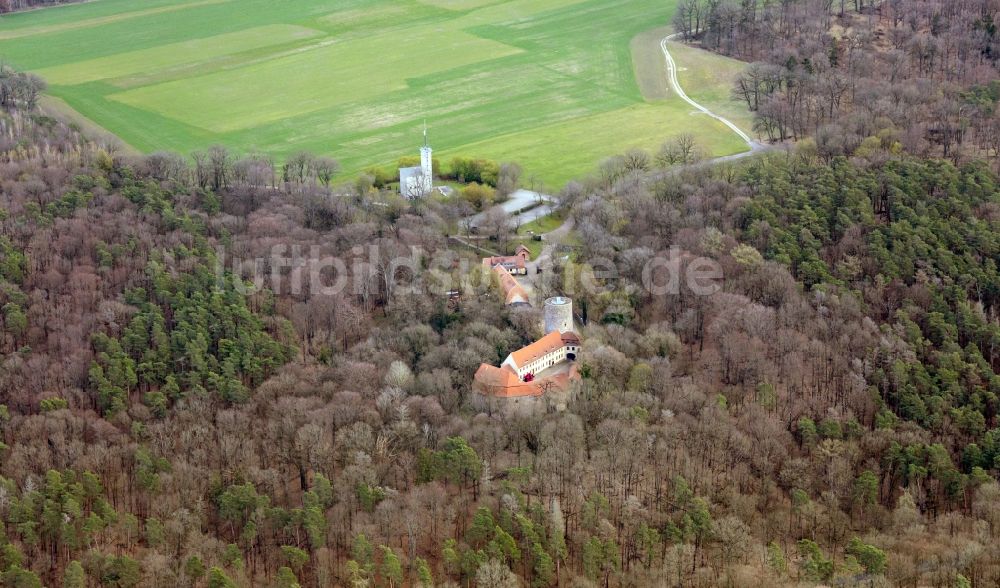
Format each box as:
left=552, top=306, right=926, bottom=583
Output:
left=0, top=0, right=752, bottom=186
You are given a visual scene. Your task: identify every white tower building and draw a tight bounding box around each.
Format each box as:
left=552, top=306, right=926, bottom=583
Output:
left=398, top=123, right=434, bottom=198
left=544, top=297, right=574, bottom=334
left=419, top=123, right=433, bottom=195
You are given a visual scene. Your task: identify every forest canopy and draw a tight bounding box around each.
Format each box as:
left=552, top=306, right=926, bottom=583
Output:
left=2, top=0, right=1000, bottom=587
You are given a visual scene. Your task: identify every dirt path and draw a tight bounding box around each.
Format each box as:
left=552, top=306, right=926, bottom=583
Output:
left=447, top=235, right=499, bottom=257
left=469, top=33, right=773, bottom=287
left=530, top=216, right=574, bottom=275
left=520, top=37, right=765, bottom=278
left=660, top=33, right=759, bottom=150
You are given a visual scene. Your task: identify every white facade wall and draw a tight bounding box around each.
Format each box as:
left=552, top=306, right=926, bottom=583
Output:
left=504, top=345, right=573, bottom=378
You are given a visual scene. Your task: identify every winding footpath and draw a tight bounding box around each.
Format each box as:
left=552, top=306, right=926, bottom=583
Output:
left=660, top=34, right=764, bottom=154
left=461, top=34, right=771, bottom=276
left=523, top=36, right=771, bottom=276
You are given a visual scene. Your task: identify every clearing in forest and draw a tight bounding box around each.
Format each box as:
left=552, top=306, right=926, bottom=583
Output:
left=0, top=0, right=753, bottom=186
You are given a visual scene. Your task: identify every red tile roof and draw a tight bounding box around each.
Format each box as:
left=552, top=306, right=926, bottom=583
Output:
left=474, top=363, right=580, bottom=398
left=473, top=364, right=543, bottom=397
left=482, top=255, right=526, bottom=270
left=509, top=330, right=565, bottom=368
left=493, top=265, right=529, bottom=305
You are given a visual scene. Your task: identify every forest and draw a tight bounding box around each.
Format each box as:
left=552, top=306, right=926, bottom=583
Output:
left=1, top=0, right=1000, bottom=587
left=675, top=0, right=1000, bottom=164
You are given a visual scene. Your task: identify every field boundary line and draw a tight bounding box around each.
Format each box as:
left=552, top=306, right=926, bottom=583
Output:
left=38, top=95, right=140, bottom=155
left=0, top=0, right=231, bottom=41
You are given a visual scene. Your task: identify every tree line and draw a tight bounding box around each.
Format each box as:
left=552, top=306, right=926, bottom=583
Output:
left=676, top=0, right=1000, bottom=169
left=2, top=14, right=1000, bottom=584
left=0, top=0, right=82, bottom=13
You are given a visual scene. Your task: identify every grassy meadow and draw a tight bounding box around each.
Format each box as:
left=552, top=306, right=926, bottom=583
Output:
left=0, top=0, right=753, bottom=186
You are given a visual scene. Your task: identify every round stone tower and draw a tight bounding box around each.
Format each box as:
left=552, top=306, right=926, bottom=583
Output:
left=544, top=297, right=573, bottom=334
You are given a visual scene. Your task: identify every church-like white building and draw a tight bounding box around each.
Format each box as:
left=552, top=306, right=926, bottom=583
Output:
left=399, top=125, right=433, bottom=198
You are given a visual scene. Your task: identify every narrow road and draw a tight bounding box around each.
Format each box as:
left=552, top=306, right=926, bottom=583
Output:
left=523, top=216, right=574, bottom=284
left=474, top=34, right=772, bottom=289
left=464, top=189, right=553, bottom=230
left=660, top=34, right=764, bottom=154
left=448, top=235, right=499, bottom=257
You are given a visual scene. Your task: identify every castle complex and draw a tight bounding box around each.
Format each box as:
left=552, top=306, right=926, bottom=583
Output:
left=474, top=292, right=582, bottom=399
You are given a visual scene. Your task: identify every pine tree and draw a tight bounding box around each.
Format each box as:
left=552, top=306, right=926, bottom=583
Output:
left=414, top=557, right=433, bottom=587
left=352, top=533, right=374, bottom=576
left=207, top=567, right=237, bottom=588
left=467, top=507, right=496, bottom=548
left=531, top=543, right=554, bottom=588
left=380, top=546, right=403, bottom=588
left=63, top=560, right=85, bottom=588
left=276, top=567, right=301, bottom=588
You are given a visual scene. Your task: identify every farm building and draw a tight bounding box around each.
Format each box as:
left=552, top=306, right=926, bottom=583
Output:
left=492, top=265, right=530, bottom=306
left=482, top=244, right=531, bottom=275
